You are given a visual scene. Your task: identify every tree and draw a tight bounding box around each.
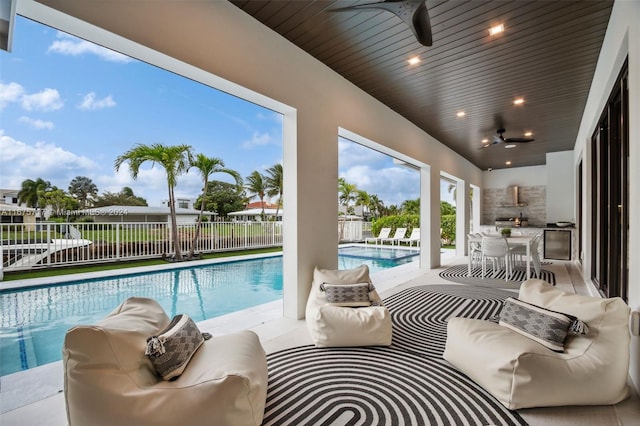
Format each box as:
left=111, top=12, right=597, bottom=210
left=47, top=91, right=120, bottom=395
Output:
left=245, top=171, right=267, bottom=220
left=368, top=194, right=385, bottom=218
left=196, top=180, right=246, bottom=218
left=115, top=143, right=192, bottom=260
left=441, top=200, right=456, bottom=216
left=94, top=187, right=148, bottom=206
left=338, top=178, right=356, bottom=211
left=187, top=154, right=241, bottom=259
left=338, top=178, right=357, bottom=240
left=401, top=198, right=420, bottom=215
left=40, top=187, right=78, bottom=217
left=355, top=189, right=370, bottom=218
left=264, top=163, right=283, bottom=222
left=18, top=178, right=51, bottom=219
left=68, top=176, right=98, bottom=208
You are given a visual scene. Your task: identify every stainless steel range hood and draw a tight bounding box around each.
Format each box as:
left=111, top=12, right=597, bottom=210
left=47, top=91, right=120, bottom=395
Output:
left=503, top=185, right=527, bottom=207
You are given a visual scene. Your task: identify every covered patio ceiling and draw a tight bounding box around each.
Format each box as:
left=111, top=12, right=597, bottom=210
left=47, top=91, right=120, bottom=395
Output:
left=230, top=0, right=613, bottom=170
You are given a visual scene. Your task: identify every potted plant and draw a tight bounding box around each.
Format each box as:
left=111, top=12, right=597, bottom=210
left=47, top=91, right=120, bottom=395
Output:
left=501, top=227, right=512, bottom=237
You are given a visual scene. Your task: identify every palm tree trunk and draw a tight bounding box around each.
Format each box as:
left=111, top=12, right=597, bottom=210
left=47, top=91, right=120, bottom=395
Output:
left=168, top=185, right=182, bottom=260
left=188, top=178, right=208, bottom=259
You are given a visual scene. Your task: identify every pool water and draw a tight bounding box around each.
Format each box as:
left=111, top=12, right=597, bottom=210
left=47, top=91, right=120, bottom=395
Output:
left=0, top=249, right=418, bottom=376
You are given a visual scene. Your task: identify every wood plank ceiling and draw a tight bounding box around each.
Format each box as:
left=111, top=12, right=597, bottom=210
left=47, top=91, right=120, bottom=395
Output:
left=230, top=0, right=613, bottom=170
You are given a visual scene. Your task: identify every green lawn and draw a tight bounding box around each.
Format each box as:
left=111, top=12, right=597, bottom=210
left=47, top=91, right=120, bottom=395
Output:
left=1, top=247, right=282, bottom=281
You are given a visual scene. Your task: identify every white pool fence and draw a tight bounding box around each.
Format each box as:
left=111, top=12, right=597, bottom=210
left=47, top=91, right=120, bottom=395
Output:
left=1, top=220, right=368, bottom=272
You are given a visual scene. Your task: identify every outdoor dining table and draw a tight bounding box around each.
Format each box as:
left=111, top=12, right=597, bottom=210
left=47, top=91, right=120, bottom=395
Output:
left=468, top=234, right=536, bottom=279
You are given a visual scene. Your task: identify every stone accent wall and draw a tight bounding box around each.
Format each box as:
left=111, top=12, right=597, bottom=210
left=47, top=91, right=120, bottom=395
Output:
left=482, top=185, right=546, bottom=227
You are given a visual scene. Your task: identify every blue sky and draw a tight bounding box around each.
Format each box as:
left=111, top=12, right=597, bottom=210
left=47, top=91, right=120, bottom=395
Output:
left=1, top=16, right=450, bottom=208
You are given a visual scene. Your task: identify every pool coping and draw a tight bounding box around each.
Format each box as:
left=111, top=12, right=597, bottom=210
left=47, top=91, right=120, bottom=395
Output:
left=0, top=251, right=284, bottom=291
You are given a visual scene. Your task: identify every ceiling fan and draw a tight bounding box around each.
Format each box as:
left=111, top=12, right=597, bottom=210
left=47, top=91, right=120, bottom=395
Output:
left=483, top=128, right=535, bottom=148
left=329, top=0, right=433, bottom=47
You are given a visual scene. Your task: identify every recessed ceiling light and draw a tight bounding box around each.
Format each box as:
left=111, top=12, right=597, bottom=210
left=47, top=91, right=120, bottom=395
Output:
left=456, top=111, right=465, bottom=118
left=505, top=144, right=517, bottom=149
left=489, top=24, right=505, bottom=36
left=505, top=160, right=512, bottom=165
left=408, top=56, right=421, bottom=65
left=481, top=138, right=489, bottom=143
left=513, top=98, right=524, bottom=105
left=524, top=131, right=533, bottom=137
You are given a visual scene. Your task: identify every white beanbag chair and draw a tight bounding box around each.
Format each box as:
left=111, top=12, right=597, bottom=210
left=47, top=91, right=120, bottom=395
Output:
left=444, top=279, right=631, bottom=409
left=306, top=265, right=392, bottom=347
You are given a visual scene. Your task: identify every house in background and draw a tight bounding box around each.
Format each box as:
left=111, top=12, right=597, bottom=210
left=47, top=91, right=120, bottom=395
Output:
left=0, top=189, right=19, bottom=206
left=0, top=203, right=37, bottom=230
left=76, top=205, right=216, bottom=225
left=161, top=198, right=196, bottom=210
left=228, top=201, right=282, bottom=222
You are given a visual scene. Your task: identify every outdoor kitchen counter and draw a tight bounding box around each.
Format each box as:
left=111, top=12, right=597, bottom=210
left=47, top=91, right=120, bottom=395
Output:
left=477, top=226, right=577, bottom=260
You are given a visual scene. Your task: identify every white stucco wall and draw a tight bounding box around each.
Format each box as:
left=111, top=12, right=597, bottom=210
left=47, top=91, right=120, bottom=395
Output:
left=482, top=165, right=547, bottom=188
left=546, top=151, right=575, bottom=223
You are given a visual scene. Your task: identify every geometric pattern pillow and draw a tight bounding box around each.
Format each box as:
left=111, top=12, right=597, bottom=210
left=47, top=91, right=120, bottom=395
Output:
left=320, top=282, right=374, bottom=307
left=498, top=297, right=589, bottom=352
left=145, top=314, right=211, bottom=380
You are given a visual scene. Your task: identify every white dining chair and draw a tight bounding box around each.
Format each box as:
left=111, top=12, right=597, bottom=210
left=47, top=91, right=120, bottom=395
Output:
left=468, top=233, right=482, bottom=269
left=481, top=236, right=512, bottom=281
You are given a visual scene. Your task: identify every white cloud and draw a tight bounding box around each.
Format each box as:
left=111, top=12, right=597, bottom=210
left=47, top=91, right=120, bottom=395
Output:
left=18, top=116, right=55, bottom=130
left=1, top=83, right=63, bottom=112
left=242, top=131, right=275, bottom=148
left=338, top=138, right=388, bottom=169
left=21, top=88, right=64, bottom=111
left=0, top=131, right=97, bottom=190
left=0, top=82, right=24, bottom=109
left=78, top=92, right=116, bottom=110
left=48, top=33, right=133, bottom=63
left=340, top=163, right=419, bottom=207
left=339, top=138, right=420, bottom=206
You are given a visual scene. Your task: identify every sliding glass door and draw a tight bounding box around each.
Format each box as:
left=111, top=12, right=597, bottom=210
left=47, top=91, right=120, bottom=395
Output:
left=590, top=60, right=629, bottom=301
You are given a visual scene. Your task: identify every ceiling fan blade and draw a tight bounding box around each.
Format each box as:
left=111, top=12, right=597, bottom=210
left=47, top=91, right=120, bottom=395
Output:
left=411, top=1, right=433, bottom=46
left=329, top=0, right=432, bottom=46
left=504, top=137, right=535, bottom=143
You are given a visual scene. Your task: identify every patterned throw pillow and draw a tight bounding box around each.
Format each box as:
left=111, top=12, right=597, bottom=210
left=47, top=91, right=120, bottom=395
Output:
left=320, top=282, right=374, bottom=307
left=498, top=297, right=589, bottom=352
left=145, top=314, right=212, bottom=380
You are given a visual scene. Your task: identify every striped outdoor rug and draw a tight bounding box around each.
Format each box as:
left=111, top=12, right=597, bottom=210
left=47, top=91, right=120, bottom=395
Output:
left=439, top=264, right=556, bottom=289
left=262, top=285, right=526, bottom=426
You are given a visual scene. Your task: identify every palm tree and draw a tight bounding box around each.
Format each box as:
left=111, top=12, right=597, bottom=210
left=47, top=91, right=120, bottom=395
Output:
left=338, top=178, right=356, bottom=212
left=18, top=178, right=51, bottom=220
left=264, top=163, right=283, bottom=221
left=68, top=176, right=98, bottom=208
left=245, top=171, right=267, bottom=220
left=338, top=178, right=357, bottom=240
left=114, top=143, right=192, bottom=260
left=355, top=189, right=370, bottom=217
left=188, top=154, right=241, bottom=259
left=368, top=194, right=385, bottom=218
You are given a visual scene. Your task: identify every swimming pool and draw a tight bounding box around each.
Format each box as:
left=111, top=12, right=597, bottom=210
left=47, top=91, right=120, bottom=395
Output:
left=0, top=247, right=418, bottom=376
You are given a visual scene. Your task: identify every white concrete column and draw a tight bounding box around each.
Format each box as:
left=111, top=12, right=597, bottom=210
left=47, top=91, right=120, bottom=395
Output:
left=283, top=113, right=339, bottom=320
left=420, top=165, right=440, bottom=269
left=456, top=180, right=470, bottom=257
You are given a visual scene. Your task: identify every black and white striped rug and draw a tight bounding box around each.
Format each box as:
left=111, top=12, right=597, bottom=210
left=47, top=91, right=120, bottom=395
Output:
left=262, top=285, right=526, bottom=425
left=439, top=264, right=555, bottom=289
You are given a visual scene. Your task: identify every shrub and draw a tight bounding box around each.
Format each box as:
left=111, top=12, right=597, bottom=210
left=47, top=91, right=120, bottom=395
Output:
left=440, top=214, right=456, bottom=245
left=371, top=214, right=419, bottom=236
